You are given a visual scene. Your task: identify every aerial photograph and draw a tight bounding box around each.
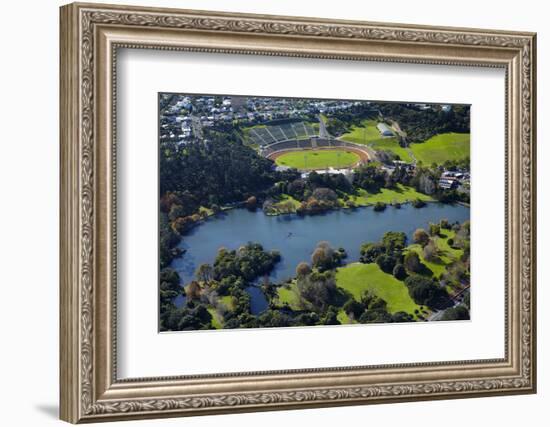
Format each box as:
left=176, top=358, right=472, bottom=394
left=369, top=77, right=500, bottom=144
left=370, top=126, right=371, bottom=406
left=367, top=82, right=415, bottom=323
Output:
left=158, top=94, right=471, bottom=332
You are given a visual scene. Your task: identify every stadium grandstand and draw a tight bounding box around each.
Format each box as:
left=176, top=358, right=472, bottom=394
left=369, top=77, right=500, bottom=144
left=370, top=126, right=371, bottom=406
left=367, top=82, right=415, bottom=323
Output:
left=247, top=121, right=318, bottom=146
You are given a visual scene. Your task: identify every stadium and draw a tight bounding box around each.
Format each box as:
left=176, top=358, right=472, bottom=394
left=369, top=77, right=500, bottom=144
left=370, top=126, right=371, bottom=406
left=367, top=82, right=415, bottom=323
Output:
left=251, top=116, right=371, bottom=172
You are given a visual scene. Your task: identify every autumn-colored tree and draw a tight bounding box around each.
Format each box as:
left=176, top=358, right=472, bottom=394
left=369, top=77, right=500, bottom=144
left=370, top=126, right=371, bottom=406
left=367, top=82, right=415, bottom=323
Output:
left=404, top=251, right=422, bottom=273
left=423, top=239, right=438, bottom=262
left=311, top=247, right=326, bottom=268
left=296, top=262, right=312, bottom=277
left=245, top=196, right=257, bottom=211
left=186, top=281, right=202, bottom=300
left=413, top=228, right=430, bottom=247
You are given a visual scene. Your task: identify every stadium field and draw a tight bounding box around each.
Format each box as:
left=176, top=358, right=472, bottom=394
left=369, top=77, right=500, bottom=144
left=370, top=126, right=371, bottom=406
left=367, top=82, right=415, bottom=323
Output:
left=410, top=132, right=470, bottom=165
left=274, top=149, right=360, bottom=170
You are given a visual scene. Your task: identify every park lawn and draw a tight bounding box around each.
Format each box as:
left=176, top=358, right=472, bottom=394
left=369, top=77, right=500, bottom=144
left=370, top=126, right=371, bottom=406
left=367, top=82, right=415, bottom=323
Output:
left=344, top=184, right=434, bottom=206
left=406, top=244, right=447, bottom=278
left=275, top=149, right=360, bottom=170
left=436, top=229, right=463, bottom=261
left=219, top=295, right=235, bottom=311
left=207, top=307, right=223, bottom=329
left=405, top=229, right=464, bottom=279
left=335, top=263, right=421, bottom=316
left=410, top=132, right=470, bottom=165
left=341, top=120, right=391, bottom=144
left=276, top=282, right=301, bottom=310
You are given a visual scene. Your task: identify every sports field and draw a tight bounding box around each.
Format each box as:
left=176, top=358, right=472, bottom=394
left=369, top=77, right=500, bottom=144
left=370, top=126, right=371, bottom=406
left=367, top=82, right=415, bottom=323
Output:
left=274, top=149, right=360, bottom=170
left=410, top=132, right=470, bottom=165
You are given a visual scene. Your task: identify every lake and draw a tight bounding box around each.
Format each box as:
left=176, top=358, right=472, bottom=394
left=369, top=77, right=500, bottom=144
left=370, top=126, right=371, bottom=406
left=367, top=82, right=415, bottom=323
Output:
left=171, top=203, right=469, bottom=313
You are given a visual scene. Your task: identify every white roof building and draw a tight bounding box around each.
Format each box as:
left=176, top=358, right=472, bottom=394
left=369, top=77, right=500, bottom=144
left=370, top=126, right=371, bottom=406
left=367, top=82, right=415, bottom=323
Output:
left=377, top=123, right=394, bottom=137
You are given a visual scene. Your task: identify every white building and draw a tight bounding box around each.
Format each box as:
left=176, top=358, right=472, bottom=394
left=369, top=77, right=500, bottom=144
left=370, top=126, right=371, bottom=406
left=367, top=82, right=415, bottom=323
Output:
left=377, top=122, right=394, bottom=137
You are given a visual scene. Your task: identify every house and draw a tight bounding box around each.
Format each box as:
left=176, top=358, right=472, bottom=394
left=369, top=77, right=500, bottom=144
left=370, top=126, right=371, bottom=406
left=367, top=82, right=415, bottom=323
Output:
left=438, top=177, right=459, bottom=190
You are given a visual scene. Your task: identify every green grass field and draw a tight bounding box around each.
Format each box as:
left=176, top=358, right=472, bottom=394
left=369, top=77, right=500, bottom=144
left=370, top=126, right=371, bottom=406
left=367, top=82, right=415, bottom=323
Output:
left=275, top=149, right=360, bottom=170
left=410, top=133, right=470, bottom=165
left=207, top=307, right=223, bottom=329
left=340, top=120, right=412, bottom=162
left=335, top=263, right=421, bottom=316
left=345, top=184, right=434, bottom=206
left=276, top=282, right=301, bottom=310
left=219, top=295, right=235, bottom=311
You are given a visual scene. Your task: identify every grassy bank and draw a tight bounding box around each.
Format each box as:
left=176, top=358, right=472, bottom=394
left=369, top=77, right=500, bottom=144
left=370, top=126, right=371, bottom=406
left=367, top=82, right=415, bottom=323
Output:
left=335, top=263, right=421, bottom=316
left=410, top=132, right=470, bottom=165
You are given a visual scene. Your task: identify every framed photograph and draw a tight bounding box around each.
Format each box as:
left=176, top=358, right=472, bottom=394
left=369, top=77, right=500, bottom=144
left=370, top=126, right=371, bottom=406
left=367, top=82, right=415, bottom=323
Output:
left=60, top=2, right=537, bottom=423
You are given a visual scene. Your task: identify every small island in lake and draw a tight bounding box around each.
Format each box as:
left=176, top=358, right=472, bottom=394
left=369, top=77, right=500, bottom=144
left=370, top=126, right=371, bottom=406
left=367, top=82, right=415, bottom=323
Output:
left=159, top=94, right=471, bottom=331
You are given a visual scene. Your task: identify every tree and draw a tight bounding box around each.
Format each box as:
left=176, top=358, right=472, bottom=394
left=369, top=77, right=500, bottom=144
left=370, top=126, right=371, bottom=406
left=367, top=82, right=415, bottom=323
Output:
left=185, top=281, right=202, bottom=300
left=360, top=242, right=385, bottom=263
left=404, top=251, right=422, bottom=273
left=428, top=222, right=441, bottom=236
left=311, top=247, right=326, bottom=269
left=195, top=263, right=214, bottom=284
left=439, top=218, right=451, bottom=229
left=296, top=262, right=312, bottom=277
left=418, top=174, right=435, bottom=194
left=312, top=187, right=338, bottom=203
left=440, top=305, right=470, bottom=321
left=393, top=263, right=407, bottom=280
left=423, top=239, right=438, bottom=262
left=376, top=254, right=397, bottom=274
left=343, top=299, right=364, bottom=319
left=373, top=201, right=386, bottom=211
left=310, top=241, right=343, bottom=271
left=413, top=228, right=430, bottom=247
left=404, top=275, right=452, bottom=310
left=382, top=231, right=407, bottom=255
left=245, top=195, right=257, bottom=211
left=321, top=306, right=341, bottom=325
left=412, top=199, right=427, bottom=208
left=358, top=308, right=392, bottom=324
left=297, top=271, right=337, bottom=312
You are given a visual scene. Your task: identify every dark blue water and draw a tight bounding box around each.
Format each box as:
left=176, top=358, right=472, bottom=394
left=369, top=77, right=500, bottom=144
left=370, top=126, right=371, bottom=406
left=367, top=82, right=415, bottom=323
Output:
left=171, top=203, right=469, bottom=314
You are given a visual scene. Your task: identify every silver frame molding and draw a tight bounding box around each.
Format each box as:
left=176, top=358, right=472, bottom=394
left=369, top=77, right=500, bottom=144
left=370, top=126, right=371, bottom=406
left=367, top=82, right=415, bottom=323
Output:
left=60, top=2, right=537, bottom=423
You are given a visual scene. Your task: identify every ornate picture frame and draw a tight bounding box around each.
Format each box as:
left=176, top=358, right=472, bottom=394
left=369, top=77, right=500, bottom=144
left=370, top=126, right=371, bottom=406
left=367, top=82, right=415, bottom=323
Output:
left=60, top=2, right=536, bottom=423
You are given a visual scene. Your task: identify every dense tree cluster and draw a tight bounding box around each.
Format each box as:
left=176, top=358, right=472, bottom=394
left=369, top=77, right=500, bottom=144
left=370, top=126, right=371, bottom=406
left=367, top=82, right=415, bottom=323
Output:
left=404, top=275, right=452, bottom=310
left=213, top=243, right=281, bottom=283
left=360, top=231, right=408, bottom=275
left=376, top=103, right=470, bottom=144
left=324, top=107, right=377, bottom=136
left=160, top=131, right=287, bottom=204
left=310, top=241, right=347, bottom=271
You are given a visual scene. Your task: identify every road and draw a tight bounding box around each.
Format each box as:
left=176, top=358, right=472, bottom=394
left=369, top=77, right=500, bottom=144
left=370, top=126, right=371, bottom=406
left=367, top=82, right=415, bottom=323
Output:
left=318, top=114, right=330, bottom=138
left=427, top=284, right=470, bottom=321
left=190, top=115, right=203, bottom=140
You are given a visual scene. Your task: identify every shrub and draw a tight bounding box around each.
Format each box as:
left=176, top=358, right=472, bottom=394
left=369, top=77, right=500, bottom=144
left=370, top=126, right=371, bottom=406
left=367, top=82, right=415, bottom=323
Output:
left=376, top=254, right=397, bottom=274
left=412, top=199, right=427, bottom=208
left=392, top=263, right=407, bottom=280
left=373, top=201, right=387, bottom=212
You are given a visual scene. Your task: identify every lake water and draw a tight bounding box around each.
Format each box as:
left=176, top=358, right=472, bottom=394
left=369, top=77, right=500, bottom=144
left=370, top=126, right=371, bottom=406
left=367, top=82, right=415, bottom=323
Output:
left=171, top=203, right=469, bottom=314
